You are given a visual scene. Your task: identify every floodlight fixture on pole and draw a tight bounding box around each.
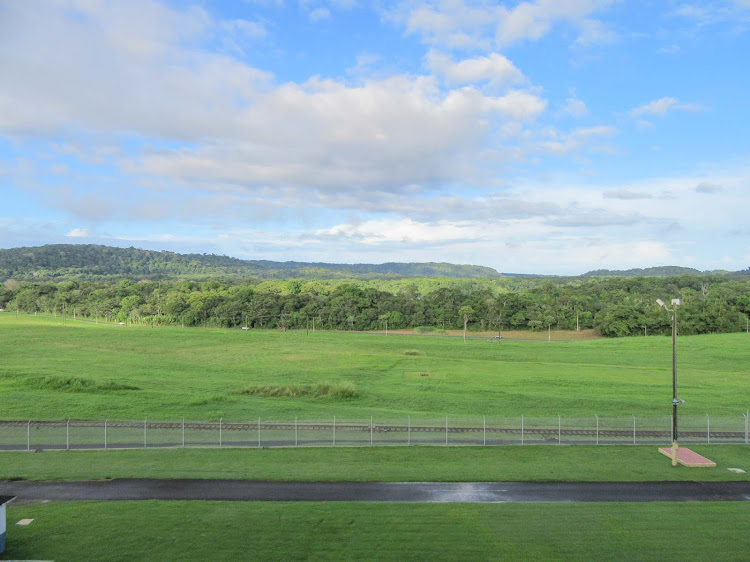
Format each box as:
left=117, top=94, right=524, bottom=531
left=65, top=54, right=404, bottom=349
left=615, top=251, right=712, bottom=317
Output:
left=657, top=297, right=683, bottom=467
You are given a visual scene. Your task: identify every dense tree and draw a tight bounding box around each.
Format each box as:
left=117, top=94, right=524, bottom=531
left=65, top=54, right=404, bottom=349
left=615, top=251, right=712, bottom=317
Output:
left=2, top=255, right=749, bottom=338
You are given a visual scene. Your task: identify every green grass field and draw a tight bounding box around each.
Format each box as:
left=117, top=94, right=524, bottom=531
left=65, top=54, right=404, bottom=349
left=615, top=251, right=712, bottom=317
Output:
left=1, top=446, right=748, bottom=482
left=1, top=315, right=748, bottom=421
left=4, top=501, right=749, bottom=561
left=2, top=315, right=749, bottom=561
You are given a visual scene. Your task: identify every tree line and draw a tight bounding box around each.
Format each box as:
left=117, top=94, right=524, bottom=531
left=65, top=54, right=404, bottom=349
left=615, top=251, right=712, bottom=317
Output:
left=2, top=275, right=749, bottom=337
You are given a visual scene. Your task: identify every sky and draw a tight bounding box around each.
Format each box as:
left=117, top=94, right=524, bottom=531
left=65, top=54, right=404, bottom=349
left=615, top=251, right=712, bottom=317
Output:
left=1, top=0, right=749, bottom=275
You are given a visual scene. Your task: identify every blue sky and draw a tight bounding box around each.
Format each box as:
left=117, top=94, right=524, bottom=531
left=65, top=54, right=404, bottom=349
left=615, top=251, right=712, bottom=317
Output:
left=1, top=0, right=749, bottom=275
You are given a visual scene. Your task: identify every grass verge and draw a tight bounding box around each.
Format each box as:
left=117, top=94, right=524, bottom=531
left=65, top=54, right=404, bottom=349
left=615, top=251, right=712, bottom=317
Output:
left=3, top=501, right=749, bottom=561
left=1, top=445, right=748, bottom=482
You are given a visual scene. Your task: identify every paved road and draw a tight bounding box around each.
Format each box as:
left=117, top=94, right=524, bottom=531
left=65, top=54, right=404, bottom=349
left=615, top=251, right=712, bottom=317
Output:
left=2, top=479, right=750, bottom=503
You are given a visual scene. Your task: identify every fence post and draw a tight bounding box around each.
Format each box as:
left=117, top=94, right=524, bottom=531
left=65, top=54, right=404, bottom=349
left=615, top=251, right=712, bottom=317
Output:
left=407, top=416, right=410, bottom=446
left=558, top=415, right=561, bottom=445
left=27, top=421, right=30, bottom=451
left=66, top=419, right=70, bottom=450
left=333, top=417, right=336, bottom=447
left=219, top=417, right=223, bottom=448
left=104, top=420, right=107, bottom=450
left=258, top=417, right=261, bottom=448
left=483, top=415, right=486, bottom=446
left=745, top=411, right=748, bottom=445
left=144, top=419, right=147, bottom=448
left=370, top=417, right=373, bottom=446
left=295, top=417, right=298, bottom=447
left=633, top=415, right=636, bottom=445
left=595, top=415, right=599, bottom=445
left=182, top=418, right=185, bottom=448
left=445, top=415, right=448, bottom=446
left=521, top=415, right=524, bottom=445
left=706, top=414, right=710, bottom=444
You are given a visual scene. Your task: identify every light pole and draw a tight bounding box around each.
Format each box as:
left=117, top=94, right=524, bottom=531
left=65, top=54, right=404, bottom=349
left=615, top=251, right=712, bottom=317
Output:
left=657, top=298, right=683, bottom=466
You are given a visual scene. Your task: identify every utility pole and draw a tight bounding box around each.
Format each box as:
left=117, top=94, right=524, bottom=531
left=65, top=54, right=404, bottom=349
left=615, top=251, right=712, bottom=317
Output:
left=657, top=298, right=683, bottom=467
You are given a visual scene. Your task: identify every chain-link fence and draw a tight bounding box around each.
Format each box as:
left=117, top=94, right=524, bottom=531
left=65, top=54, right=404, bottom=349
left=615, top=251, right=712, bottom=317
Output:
left=1, top=413, right=748, bottom=450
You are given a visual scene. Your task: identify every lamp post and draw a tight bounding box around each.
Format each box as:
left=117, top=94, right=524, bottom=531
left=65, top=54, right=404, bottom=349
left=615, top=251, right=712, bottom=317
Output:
left=657, top=298, right=683, bottom=466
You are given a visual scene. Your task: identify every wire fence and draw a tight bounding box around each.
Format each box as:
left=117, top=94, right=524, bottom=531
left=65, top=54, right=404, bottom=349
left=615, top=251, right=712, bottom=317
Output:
left=1, top=414, right=748, bottom=451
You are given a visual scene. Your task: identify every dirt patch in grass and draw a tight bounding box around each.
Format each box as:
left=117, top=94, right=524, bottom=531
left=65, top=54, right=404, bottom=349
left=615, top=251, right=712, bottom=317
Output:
left=234, top=382, right=359, bottom=399
left=369, top=328, right=601, bottom=340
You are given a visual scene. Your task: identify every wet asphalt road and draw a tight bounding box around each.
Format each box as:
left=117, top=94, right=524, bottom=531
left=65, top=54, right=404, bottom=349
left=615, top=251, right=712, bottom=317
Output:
left=1, top=479, right=750, bottom=503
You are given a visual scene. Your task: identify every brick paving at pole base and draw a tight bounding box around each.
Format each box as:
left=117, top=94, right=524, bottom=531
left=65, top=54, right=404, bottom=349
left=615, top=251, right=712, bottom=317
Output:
left=658, top=447, right=717, bottom=467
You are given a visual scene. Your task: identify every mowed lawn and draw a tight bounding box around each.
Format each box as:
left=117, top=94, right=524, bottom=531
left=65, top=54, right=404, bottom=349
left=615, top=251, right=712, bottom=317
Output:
left=4, top=501, right=750, bottom=561
left=1, top=445, right=749, bottom=482
left=0, top=314, right=748, bottom=421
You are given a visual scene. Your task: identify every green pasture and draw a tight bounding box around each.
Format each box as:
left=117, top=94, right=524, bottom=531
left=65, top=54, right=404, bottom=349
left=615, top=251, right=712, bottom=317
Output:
left=0, top=314, right=748, bottom=421
left=4, top=500, right=749, bottom=561
left=1, top=446, right=748, bottom=482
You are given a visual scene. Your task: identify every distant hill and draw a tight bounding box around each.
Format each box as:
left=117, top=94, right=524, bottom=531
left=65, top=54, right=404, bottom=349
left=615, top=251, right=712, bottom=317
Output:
left=0, top=244, right=502, bottom=281
left=581, top=266, right=705, bottom=278
left=580, top=266, right=750, bottom=278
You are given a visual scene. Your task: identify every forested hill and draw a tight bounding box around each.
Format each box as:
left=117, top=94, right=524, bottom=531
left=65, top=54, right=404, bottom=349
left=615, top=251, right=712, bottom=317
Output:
left=0, top=244, right=502, bottom=281
left=582, top=266, right=704, bottom=277
left=581, top=266, right=750, bottom=278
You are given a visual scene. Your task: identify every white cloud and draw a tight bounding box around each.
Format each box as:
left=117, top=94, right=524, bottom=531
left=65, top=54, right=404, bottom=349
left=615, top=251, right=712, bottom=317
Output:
left=695, top=182, right=723, bottom=193
left=659, top=44, right=681, bottom=55
left=629, top=97, right=706, bottom=117
left=122, top=78, right=547, bottom=192
left=0, top=1, right=272, bottom=138
left=302, top=0, right=356, bottom=21
left=636, top=119, right=654, bottom=130
left=348, top=53, right=381, bottom=76
left=309, top=7, right=331, bottom=21
left=573, top=17, right=617, bottom=46
left=603, top=190, right=653, bottom=200
left=65, top=228, right=91, bottom=238
left=495, top=0, right=617, bottom=47
left=393, top=1, right=499, bottom=50
left=425, top=51, right=525, bottom=86
left=318, top=218, right=484, bottom=244
left=671, top=2, right=750, bottom=27
left=6, top=162, right=750, bottom=274
left=561, top=92, right=588, bottom=117
left=539, top=125, right=616, bottom=154
left=1, top=1, right=550, bottom=198
left=388, top=0, right=617, bottom=50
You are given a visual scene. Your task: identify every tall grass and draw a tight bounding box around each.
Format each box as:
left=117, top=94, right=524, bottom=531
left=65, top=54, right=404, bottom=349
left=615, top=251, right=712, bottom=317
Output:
left=235, top=382, right=359, bottom=399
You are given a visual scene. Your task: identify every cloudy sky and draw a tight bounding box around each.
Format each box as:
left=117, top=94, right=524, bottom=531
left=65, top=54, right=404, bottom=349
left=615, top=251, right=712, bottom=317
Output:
left=1, top=0, right=749, bottom=274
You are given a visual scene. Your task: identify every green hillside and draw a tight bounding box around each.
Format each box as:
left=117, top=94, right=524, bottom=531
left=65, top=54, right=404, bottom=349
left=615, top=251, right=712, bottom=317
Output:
left=0, top=244, right=502, bottom=281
